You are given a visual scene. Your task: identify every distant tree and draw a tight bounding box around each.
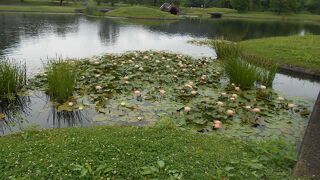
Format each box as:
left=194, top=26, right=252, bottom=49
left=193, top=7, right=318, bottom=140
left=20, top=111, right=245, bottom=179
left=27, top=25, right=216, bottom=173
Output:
left=306, top=0, right=320, bottom=14
left=270, top=0, right=301, bottom=14
left=231, top=0, right=250, bottom=12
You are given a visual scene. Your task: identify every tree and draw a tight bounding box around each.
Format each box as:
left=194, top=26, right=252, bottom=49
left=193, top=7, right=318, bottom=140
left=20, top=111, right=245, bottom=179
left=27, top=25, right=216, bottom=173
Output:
left=231, top=0, right=250, bottom=12
left=306, top=0, right=320, bottom=14
left=269, top=0, right=301, bottom=14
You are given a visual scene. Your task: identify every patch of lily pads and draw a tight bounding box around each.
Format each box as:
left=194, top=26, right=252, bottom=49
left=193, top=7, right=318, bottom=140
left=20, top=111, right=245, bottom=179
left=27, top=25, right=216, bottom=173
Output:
left=30, top=51, right=311, bottom=143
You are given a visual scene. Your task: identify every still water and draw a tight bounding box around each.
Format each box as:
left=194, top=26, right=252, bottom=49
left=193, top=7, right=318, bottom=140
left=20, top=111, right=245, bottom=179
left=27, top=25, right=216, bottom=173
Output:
left=0, top=12, right=319, bottom=134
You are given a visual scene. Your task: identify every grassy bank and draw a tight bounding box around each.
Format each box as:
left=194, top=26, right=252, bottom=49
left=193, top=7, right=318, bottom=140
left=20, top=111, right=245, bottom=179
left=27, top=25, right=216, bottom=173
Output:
left=0, top=122, right=296, bottom=179
left=240, top=35, right=320, bottom=73
left=0, top=5, right=79, bottom=13
left=105, top=6, right=179, bottom=19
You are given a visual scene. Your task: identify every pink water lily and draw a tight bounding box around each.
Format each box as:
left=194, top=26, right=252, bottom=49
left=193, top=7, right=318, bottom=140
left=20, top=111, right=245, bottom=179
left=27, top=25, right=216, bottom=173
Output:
left=191, top=90, right=197, bottom=96
left=134, top=90, right=141, bottom=97
left=95, top=85, right=102, bottom=90
left=159, top=89, right=166, bottom=96
left=213, top=120, right=222, bottom=129
left=252, top=108, right=261, bottom=113
left=227, top=110, right=235, bottom=116
left=216, top=101, right=224, bottom=106
left=184, top=106, right=191, bottom=113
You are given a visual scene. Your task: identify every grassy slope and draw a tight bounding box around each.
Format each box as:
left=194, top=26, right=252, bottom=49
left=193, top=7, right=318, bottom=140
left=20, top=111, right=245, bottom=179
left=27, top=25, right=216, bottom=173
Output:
left=240, top=35, right=320, bottom=73
left=106, top=6, right=178, bottom=19
left=0, top=123, right=295, bottom=179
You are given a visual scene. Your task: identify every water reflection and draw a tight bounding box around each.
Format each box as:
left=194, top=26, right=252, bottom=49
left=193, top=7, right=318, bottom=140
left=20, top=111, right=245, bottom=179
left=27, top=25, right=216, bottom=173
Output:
left=0, top=96, right=31, bottom=134
left=49, top=108, right=90, bottom=128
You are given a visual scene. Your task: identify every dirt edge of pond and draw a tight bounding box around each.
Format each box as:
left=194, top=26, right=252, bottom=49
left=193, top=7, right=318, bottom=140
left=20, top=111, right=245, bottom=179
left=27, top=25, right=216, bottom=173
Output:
left=294, top=91, right=320, bottom=178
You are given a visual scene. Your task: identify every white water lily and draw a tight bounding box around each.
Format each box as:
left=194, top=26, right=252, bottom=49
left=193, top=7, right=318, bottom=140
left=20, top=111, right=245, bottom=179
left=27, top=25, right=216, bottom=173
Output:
left=278, top=96, right=285, bottom=101
left=235, top=87, right=240, bottom=91
left=166, top=65, right=170, bottom=68
left=161, top=57, right=166, bottom=60
left=137, top=116, right=143, bottom=121
left=231, top=94, right=238, bottom=98
left=120, top=102, right=126, bottom=106
left=192, top=68, right=196, bottom=72
left=260, top=85, right=267, bottom=89
left=95, top=85, right=102, bottom=90
left=182, top=68, right=187, bottom=72
left=244, top=106, right=251, bottom=110
left=139, top=67, right=144, bottom=71
left=231, top=83, right=235, bottom=86
left=68, top=102, right=74, bottom=106
left=94, top=61, right=100, bottom=65
left=227, top=110, right=235, bottom=116
left=95, top=74, right=101, bottom=78
left=156, top=60, right=160, bottom=63
left=216, top=101, right=224, bottom=106
left=125, top=81, right=130, bottom=84
left=143, top=56, right=149, bottom=60
left=230, top=97, right=236, bottom=101
left=113, top=63, right=117, bottom=65
left=191, top=90, right=197, bottom=96
left=221, top=92, right=227, bottom=96
left=252, top=108, right=261, bottom=113
left=132, top=57, right=135, bottom=60
left=159, top=89, right=166, bottom=96
left=134, top=90, right=141, bottom=97
left=123, top=76, right=129, bottom=81
left=184, top=106, right=191, bottom=112
left=78, top=105, right=84, bottom=110
left=288, top=103, right=296, bottom=108
left=128, top=60, right=133, bottom=63
left=200, top=75, right=207, bottom=80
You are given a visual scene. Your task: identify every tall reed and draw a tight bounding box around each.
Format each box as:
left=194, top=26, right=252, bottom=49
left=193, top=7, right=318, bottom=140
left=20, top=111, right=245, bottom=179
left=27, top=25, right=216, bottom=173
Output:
left=46, top=60, right=77, bottom=102
left=224, top=57, right=259, bottom=89
left=0, top=58, right=26, bottom=96
left=209, top=39, right=242, bottom=60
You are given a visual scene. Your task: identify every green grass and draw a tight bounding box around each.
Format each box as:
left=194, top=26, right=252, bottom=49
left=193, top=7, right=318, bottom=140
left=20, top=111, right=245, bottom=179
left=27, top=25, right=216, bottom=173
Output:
left=0, top=120, right=296, bottom=179
left=0, top=59, right=26, bottom=96
left=46, top=60, right=76, bottom=102
left=106, top=6, right=179, bottom=19
left=181, top=7, right=236, bottom=18
left=240, top=35, right=320, bottom=73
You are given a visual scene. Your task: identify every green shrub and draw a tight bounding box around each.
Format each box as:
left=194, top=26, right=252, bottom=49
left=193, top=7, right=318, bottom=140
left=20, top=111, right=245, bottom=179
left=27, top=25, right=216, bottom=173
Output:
left=0, top=59, right=26, bottom=96
left=46, top=60, right=76, bottom=102
left=209, top=40, right=242, bottom=60
left=224, top=57, right=259, bottom=89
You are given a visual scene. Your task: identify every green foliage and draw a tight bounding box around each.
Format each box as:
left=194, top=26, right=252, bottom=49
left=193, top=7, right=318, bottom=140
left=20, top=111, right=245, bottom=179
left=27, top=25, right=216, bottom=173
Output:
left=306, top=0, right=320, bottom=14
left=231, top=0, right=250, bottom=12
left=270, top=0, right=302, bottom=14
left=0, top=126, right=296, bottom=179
left=106, top=6, right=178, bottom=18
left=0, top=59, right=26, bottom=96
left=224, top=57, right=258, bottom=89
left=46, top=60, right=76, bottom=102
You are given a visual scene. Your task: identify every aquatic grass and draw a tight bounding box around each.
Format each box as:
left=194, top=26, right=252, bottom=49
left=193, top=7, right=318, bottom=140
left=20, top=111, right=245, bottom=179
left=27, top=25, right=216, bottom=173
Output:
left=208, top=39, right=242, bottom=60
left=0, top=58, right=26, bottom=96
left=46, top=60, right=76, bottom=102
left=224, top=57, right=259, bottom=89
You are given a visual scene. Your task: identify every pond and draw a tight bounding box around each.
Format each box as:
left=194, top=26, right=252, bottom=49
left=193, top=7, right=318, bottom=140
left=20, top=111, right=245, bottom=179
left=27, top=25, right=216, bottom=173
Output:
left=0, top=12, right=319, bottom=135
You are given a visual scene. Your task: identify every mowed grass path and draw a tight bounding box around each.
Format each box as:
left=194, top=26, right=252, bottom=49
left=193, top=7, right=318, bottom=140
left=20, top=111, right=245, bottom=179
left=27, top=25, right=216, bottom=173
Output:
left=240, top=35, right=320, bottom=73
left=0, top=123, right=295, bottom=179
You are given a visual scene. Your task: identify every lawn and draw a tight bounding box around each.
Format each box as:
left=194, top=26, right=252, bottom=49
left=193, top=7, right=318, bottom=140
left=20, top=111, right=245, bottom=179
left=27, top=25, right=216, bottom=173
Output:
left=0, top=120, right=296, bottom=179
left=0, top=5, right=78, bottom=13
left=240, top=35, right=320, bottom=73
left=105, top=6, right=179, bottom=19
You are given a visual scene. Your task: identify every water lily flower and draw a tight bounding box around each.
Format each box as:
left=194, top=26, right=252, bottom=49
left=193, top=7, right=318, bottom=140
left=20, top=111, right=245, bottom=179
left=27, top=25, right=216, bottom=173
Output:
left=167, top=58, right=171, bottom=61
left=139, top=67, right=144, bottom=71
left=137, top=116, right=143, bottom=121
left=235, top=87, right=240, bottom=91
left=278, top=96, right=285, bottom=101
left=227, top=110, right=235, bottom=116
left=231, top=94, right=238, bottom=98
left=94, top=61, right=100, bottom=65
left=161, top=57, right=166, bottom=60
left=174, top=70, right=177, bottom=73
left=184, top=106, right=191, bottom=113
left=120, top=102, right=126, bottom=106
left=192, top=68, right=196, bottom=72
left=230, top=97, right=236, bottom=101
left=78, top=105, right=84, bottom=110
left=191, top=90, right=197, bottom=96
left=159, top=89, right=166, bottom=96
left=231, top=83, right=235, bottom=86
left=128, top=60, right=133, bottom=63
left=123, top=76, right=129, bottom=81
left=288, top=103, right=295, bottom=108
left=221, top=92, right=227, bottom=96
left=173, top=75, right=178, bottom=78
left=244, top=106, right=251, bottom=110
left=156, top=60, right=160, bottom=63
left=216, top=101, right=224, bottom=106
left=68, top=102, right=74, bottom=106
left=213, top=120, right=222, bottom=129
left=260, top=85, right=267, bottom=89
left=166, top=65, right=170, bottom=68
left=200, top=75, right=207, bottom=80
left=132, top=57, right=135, bottom=60
left=125, top=81, right=130, bottom=84
left=95, top=74, right=101, bottom=78
left=134, top=65, right=139, bottom=68
left=143, top=56, right=149, bottom=60
left=134, top=90, right=141, bottom=97
left=252, top=108, right=261, bottom=113
left=182, top=68, right=187, bottom=72
left=95, top=85, right=102, bottom=90
left=113, top=63, right=117, bottom=65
